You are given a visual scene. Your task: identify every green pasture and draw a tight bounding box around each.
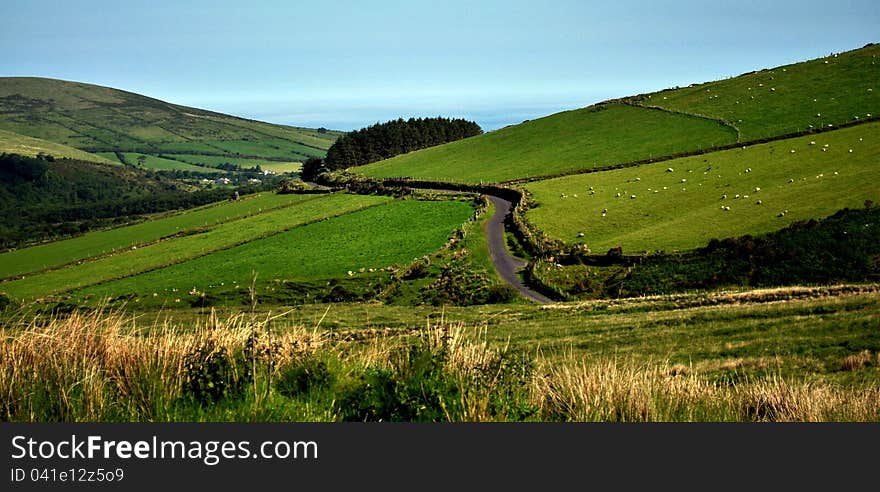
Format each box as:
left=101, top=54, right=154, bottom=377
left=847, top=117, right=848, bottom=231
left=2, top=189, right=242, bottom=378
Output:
left=646, top=43, right=879, bottom=140
left=355, top=103, right=736, bottom=183
left=0, top=129, right=114, bottom=163
left=0, top=192, right=312, bottom=279
left=206, top=138, right=325, bottom=159
left=75, top=199, right=475, bottom=305
left=121, top=152, right=218, bottom=172
left=525, top=122, right=880, bottom=253
left=1, top=194, right=388, bottom=301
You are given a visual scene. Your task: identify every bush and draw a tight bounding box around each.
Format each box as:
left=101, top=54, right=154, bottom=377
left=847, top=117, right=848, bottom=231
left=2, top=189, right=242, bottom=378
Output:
left=182, top=341, right=251, bottom=403
left=275, top=355, right=335, bottom=397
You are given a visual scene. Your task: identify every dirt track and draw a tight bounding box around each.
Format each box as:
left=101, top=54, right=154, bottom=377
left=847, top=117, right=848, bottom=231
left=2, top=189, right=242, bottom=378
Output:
left=486, top=196, right=552, bottom=304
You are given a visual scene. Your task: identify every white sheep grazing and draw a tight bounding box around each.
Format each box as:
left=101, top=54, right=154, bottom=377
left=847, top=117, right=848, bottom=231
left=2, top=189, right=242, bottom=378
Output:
left=778, top=212, right=786, bottom=217
left=616, top=192, right=621, bottom=197
left=577, top=232, right=585, bottom=238
left=680, top=178, right=687, bottom=183
left=849, top=149, right=853, bottom=153
left=809, top=141, right=816, bottom=145
left=790, top=149, right=796, bottom=153
left=602, top=208, right=607, bottom=214
left=735, top=194, right=741, bottom=199
left=789, top=178, right=794, bottom=183
left=560, top=193, right=567, bottom=198
left=630, top=195, right=637, bottom=199
left=822, top=148, right=827, bottom=152
left=635, top=177, right=641, bottom=182
left=721, top=194, right=727, bottom=199
left=754, top=187, right=760, bottom=192
left=756, top=200, right=762, bottom=205
left=666, top=168, right=674, bottom=172
left=572, top=194, right=578, bottom=198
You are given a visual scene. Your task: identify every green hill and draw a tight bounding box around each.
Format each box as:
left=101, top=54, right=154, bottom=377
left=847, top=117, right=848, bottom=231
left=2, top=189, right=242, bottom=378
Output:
left=525, top=122, right=880, bottom=253
left=634, top=43, right=879, bottom=140
left=0, top=77, right=342, bottom=169
left=353, top=44, right=878, bottom=184
left=0, top=128, right=114, bottom=163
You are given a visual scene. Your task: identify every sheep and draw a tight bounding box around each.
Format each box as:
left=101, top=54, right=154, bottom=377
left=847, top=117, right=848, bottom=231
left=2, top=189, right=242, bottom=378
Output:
left=821, top=148, right=827, bottom=152
left=635, top=177, right=641, bottom=182
left=745, top=168, right=752, bottom=173
left=756, top=200, right=763, bottom=205
left=666, top=168, right=674, bottom=172
left=680, top=178, right=687, bottom=183
left=721, top=194, right=727, bottom=199
left=560, top=193, right=567, bottom=198
left=630, top=195, right=637, bottom=199
left=790, top=149, right=796, bottom=153
left=616, top=192, right=621, bottom=197
left=602, top=208, right=608, bottom=214
left=849, top=149, right=853, bottom=153
left=347, top=271, right=354, bottom=276
left=789, top=178, right=794, bottom=183
left=834, top=171, right=839, bottom=175
left=778, top=212, right=786, bottom=217
left=577, top=232, right=585, bottom=238
left=754, top=187, right=760, bottom=192
left=572, top=194, right=578, bottom=198
left=734, top=194, right=741, bottom=199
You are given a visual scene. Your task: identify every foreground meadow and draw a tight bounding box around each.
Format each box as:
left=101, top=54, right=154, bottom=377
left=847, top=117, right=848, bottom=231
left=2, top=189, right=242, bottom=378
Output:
left=3, top=286, right=877, bottom=422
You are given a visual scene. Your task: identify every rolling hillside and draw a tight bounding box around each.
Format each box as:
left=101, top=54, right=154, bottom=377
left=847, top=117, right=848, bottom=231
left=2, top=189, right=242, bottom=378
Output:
left=0, top=77, right=342, bottom=170
left=353, top=44, right=878, bottom=184
left=526, top=122, right=880, bottom=253
left=0, top=128, right=114, bottom=163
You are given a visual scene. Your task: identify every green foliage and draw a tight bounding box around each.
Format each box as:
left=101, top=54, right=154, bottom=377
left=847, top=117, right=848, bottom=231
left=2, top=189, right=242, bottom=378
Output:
left=541, top=205, right=880, bottom=298
left=275, top=355, right=335, bottom=398
left=182, top=341, right=252, bottom=404
left=326, top=117, right=482, bottom=171
left=0, top=153, right=246, bottom=249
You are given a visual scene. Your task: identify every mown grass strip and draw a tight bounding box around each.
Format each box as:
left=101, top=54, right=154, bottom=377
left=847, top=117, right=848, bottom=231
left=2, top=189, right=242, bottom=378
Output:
left=2, top=194, right=389, bottom=301
left=0, top=193, right=316, bottom=279
left=75, top=200, right=475, bottom=305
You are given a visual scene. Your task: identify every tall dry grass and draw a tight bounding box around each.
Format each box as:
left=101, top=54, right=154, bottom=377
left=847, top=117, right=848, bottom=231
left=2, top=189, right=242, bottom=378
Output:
left=533, top=356, right=880, bottom=422
left=0, top=308, right=321, bottom=421
left=2, top=308, right=878, bottom=422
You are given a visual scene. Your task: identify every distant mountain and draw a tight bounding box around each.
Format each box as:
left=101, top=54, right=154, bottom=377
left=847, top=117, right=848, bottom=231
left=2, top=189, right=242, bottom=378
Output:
left=0, top=77, right=342, bottom=168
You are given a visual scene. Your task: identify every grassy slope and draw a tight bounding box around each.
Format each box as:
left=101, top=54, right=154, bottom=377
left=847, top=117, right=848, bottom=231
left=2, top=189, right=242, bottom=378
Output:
left=2, top=194, right=388, bottom=301
left=354, top=104, right=736, bottom=183
left=120, top=152, right=221, bottom=173
left=644, top=43, right=880, bottom=140
left=354, top=45, right=876, bottom=185
left=0, top=128, right=114, bottom=163
left=526, top=122, right=880, bottom=252
left=75, top=199, right=475, bottom=305
left=0, top=192, right=312, bottom=279
left=0, top=77, right=342, bottom=161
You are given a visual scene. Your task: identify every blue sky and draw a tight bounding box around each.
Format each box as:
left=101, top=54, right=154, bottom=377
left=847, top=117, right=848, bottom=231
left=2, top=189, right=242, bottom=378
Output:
left=1, top=0, right=877, bottom=130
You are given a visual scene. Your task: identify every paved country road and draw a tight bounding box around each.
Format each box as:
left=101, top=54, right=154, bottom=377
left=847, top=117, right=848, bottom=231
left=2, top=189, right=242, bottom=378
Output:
left=486, top=196, right=553, bottom=304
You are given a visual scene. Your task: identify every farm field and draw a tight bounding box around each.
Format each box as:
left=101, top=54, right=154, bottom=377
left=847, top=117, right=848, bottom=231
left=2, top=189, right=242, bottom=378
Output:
left=642, top=43, right=879, bottom=141
left=1, top=193, right=389, bottom=301
left=120, top=152, right=219, bottom=172
left=0, top=192, right=314, bottom=279
left=354, top=103, right=736, bottom=183
left=0, top=128, right=114, bottom=163
left=73, top=199, right=475, bottom=306
left=525, top=121, right=880, bottom=253
left=170, top=153, right=301, bottom=173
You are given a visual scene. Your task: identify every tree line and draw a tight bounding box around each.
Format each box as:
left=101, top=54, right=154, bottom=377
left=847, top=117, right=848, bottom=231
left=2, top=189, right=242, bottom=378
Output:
left=302, top=117, right=482, bottom=180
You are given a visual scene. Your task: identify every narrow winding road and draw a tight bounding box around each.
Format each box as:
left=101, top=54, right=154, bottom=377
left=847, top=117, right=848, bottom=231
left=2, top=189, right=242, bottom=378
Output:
left=485, top=196, right=553, bottom=304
